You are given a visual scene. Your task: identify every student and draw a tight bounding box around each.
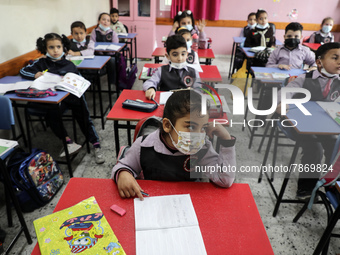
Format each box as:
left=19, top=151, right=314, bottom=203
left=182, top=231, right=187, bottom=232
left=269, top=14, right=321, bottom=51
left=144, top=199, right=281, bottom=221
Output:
left=168, top=10, right=208, bottom=49
left=144, top=35, right=200, bottom=100
left=162, top=27, right=199, bottom=66
left=266, top=22, right=317, bottom=71
left=309, top=17, right=334, bottom=44
left=111, top=89, right=236, bottom=199
left=109, top=8, right=127, bottom=34
left=68, top=21, right=94, bottom=56
left=276, top=42, right=340, bottom=199
left=19, top=33, right=105, bottom=164
left=240, top=12, right=257, bottom=38
left=90, top=12, right=119, bottom=86
left=244, top=9, right=275, bottom=47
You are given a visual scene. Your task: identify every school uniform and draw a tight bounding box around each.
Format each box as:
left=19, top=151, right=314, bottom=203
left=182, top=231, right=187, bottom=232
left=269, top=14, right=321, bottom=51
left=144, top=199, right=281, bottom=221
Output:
left=168, top=25, right=208, bottom=49
left=309, top=31, right=334, bottom=44
left=244, top=25, right=275, bottom=47
left=143, top=64, right=200, bottom=92
left=19, top=56, right=100, bottom=145
left=277, top=70, right=340, bottom=192
left=162, top=49, right=200, bottom=65
left=240, top=26, right=253, bottom=38
left=111, top=129, right=236, bottom=188
left=110, top=21, right=127, bottom=34
left=266, top=44, right=316, bottom=69
left=69, top=36, right=95, bottom=56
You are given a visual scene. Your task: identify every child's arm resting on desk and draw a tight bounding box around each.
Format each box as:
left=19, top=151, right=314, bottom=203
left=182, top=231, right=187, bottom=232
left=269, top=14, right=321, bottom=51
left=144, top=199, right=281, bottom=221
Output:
left=20, top=59, right=46, bottom=80
left=199, top=124, right=236, bottom=188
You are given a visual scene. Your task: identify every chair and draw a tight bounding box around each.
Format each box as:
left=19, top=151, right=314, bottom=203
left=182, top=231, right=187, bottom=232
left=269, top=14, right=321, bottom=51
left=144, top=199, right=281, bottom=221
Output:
left=0, top=96, right=32, bottom=253
left=303, top=36, right=310, bottom=43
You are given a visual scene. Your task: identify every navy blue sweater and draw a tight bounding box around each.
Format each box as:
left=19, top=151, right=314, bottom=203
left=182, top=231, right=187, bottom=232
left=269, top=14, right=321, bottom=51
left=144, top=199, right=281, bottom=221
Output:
left=20, top=56, right=79, bottom=80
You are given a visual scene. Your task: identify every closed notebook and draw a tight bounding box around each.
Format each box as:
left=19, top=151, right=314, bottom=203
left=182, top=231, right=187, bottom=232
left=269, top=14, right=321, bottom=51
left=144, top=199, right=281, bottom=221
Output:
left=33, top=196, right=126, bottom=255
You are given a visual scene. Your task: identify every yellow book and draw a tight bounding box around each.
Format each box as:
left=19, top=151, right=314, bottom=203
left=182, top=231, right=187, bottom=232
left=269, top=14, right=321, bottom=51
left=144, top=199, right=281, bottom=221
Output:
left=33, top=196, right=126, bottom=255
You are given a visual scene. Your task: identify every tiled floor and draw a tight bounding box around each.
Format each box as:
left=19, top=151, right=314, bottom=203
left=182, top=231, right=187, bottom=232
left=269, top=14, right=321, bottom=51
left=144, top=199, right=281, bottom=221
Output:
left=1, top=56, right=340, bottom=255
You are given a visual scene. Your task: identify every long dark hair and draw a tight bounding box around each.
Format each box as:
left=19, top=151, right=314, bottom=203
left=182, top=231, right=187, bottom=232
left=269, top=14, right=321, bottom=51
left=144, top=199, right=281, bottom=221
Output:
left=36, top=33, right=70, bottom=54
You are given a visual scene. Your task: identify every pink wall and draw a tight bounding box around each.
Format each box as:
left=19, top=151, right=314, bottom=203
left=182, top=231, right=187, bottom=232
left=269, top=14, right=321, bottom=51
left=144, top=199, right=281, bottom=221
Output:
left=156, top=0, right=340, bottom=55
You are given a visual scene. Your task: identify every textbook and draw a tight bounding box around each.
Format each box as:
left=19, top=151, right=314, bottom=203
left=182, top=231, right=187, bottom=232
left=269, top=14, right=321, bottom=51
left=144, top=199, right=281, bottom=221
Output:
left=0, top=139, right=18, bottom=157
left=254, top=72, right=289, bottom=80
left=134, top=194, right=207, bottom=255
left=33, top=196, right=126, bottom=255
left=0, top=72, right=91, bottom=98
left=117, top=33, right=129, bottom=37
left=140, top=67, right=158, bottom=79
left=66, top=55, right=95, bottom=66
left=317, top=101, right=340, bottom=125
left=95, top=44, right=121, bottom=51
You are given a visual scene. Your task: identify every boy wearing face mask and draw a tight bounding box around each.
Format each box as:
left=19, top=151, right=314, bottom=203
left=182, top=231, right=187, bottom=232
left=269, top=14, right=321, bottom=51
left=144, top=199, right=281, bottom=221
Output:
left=144, top=35, right=200, bottom=100
left=240, top=12, right=257, bottom=38
left=309, top=17, right=334, bottom=44
left=276, top=42, right=340, bottom=199
left=266, top=22, right=316, bottom=72
left=68, top=21, right=94, bottom=56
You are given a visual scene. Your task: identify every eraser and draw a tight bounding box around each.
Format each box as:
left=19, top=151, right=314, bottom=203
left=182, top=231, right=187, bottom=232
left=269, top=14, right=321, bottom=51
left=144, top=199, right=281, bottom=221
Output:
left=110, top=204, right=126, bottom=216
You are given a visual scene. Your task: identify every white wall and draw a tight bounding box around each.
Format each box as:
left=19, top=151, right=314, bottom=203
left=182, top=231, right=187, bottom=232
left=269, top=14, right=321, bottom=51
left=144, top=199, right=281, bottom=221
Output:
left=0, top=0, right=110, bottom=63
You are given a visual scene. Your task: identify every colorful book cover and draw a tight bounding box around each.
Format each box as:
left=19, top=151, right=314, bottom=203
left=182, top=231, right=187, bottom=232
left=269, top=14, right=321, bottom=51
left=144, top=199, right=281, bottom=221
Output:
left=254, top=72, right=273, bottom=79
left=33, top=196, right=126, bottom=255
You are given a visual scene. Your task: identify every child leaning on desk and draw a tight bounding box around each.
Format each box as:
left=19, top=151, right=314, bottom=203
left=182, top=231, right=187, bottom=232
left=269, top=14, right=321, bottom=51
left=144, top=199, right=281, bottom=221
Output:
left=309, top=17, right=334, bottom=44
left=266, top=22, right=317, bottom=72
left=111, top=89, right=236, bottom=200
left=244, top=9, right=275, bottom=47
left=276, top=42, right=340, bottom=200
left=68, top=21, right=94, bottom=56
left=144, top=35, right=200, bottom=100
left=19, top=33, right=105, bottom=164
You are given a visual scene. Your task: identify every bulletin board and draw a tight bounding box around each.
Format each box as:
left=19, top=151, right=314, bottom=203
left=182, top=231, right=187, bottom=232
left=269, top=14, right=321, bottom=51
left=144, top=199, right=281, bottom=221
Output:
left=219, top=0, right=340, bottom=24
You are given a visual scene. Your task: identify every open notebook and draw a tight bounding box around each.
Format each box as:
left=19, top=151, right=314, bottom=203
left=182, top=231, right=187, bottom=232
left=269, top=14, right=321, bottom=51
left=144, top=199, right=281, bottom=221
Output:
left=134, top=194, right=207, bottom=255
left=317, top=101, right=340, bottom=125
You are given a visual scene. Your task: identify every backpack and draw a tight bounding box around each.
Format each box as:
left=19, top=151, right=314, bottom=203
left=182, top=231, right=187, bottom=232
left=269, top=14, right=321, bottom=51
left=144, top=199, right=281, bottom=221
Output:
left=253, top=47, right=273, bottom=67
left=118, top=54, right=138, bottom=89
left=6, top=149, right=64, bottom=212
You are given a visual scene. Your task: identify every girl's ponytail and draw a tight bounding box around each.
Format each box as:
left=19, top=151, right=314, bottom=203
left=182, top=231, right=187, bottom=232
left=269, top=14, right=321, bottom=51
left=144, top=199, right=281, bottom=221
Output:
left=36, top=37, right=46, bottom=54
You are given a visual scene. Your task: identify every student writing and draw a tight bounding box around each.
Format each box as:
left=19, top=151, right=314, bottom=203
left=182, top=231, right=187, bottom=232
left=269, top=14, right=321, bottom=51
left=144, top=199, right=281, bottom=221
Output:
left=144, top=35, right=200, bottom=100
left=276, top=42, right=340, bottom=199
left=19, top=33, right=105, bottom=164
left=266, top=22, right=316, bottom=71
left=168, top=10, right=208, bottom=49
left=111, top=89, right=236, bottom=200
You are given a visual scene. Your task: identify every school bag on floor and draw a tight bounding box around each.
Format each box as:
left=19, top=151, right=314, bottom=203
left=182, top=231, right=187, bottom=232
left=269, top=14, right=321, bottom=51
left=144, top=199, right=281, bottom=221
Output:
left=118, top=53, right=138, bottom=89
left=6, top=149, right=64, bottom=212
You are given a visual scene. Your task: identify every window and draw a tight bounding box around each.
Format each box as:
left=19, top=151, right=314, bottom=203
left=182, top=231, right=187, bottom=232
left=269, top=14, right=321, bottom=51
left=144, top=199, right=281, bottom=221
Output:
left=160, top=0, right=171, bottom=11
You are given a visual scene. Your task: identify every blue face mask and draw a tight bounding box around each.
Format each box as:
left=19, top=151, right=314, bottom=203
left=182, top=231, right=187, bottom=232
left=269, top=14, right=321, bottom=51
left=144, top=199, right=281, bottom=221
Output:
left=46, top=51, right=65, bottom=60
left=73, top=38, right=86, bottom=43
left=256, top=23, right=269, bottom=29
left=185, top=24, right=193, bottom=31
left=99, top=24, right=110, bottom=32
left=322, top=25, right=332, bottom=34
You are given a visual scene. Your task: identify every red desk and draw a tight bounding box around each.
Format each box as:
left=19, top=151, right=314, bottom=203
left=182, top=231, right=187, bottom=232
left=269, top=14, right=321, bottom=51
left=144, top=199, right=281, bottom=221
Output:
left=151, top=47, right=215, bottom=65
left=31, top=178, right=274, bottom=255
left=303, top=42, right=321, bottom=51
left=139, top=63, right=222, bottom=83
left=107, top=89, right=228, bottom=155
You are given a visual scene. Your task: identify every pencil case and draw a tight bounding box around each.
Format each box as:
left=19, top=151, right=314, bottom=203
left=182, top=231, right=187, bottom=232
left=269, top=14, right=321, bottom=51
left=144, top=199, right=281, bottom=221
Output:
left=122, top=99, right=158, bottom=112
left=15, top=88, right=57, bottom=98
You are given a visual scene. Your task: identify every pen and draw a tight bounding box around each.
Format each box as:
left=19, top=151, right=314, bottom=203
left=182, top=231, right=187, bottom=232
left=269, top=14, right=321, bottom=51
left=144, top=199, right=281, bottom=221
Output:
left=151, top=98, right=159, bottom=106
left=43, top=69, right=48, bottom=74
left=141, top=191, right=149, bottom=196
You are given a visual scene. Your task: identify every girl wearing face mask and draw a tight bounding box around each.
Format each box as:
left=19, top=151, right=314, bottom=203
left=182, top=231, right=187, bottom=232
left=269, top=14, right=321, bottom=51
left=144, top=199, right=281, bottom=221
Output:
left=90, top=12, right=119, bottom=86
left=111, top=89, right=236, bottom=200
left=244, top=9, right=276, bottom=48
left=162, top=27, right=200, bottom=66
left=309, top=17, right=334, bottom=44
left=168, top=10, right=208, bottom=49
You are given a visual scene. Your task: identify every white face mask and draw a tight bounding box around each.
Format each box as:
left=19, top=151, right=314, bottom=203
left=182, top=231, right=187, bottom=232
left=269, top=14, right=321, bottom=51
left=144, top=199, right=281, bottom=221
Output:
left=247, top=23, right=257, bottom=29
left=256, top=23, right=269, bottom=29
left=170, top=61, right=187, bottom=69
left=73, top=38, right=86, bottom=43
left=320, top=60, right=338, bottom=78
left=168, top=121, right=206, bottom=155
left=46, top=51, right=64, bottom=60
left=99, top=24, right=110, bottom=32
left=186, top=40, right=192, bottom=51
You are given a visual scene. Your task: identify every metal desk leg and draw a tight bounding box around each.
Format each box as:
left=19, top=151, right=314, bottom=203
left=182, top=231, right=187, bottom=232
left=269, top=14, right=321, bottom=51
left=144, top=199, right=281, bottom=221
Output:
left=134, top=37, right=137, bottom=64
left=228, top=42, right=236, bottom=79
left=114, top=120, right=120, bottom=157
left=96, top=68, right=105, bottom=130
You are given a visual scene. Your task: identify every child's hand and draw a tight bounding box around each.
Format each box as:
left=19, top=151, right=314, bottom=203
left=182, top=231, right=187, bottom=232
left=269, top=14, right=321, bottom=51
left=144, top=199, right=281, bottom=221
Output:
left=145, top=88, right=156, bottom=100
left=205, top=122, right=231, bottom=140
left=117, top=171, right=144, bottom=200
left=68, top=50, right=81, bottom=56
left=34, top=72, right=44, bottom=79
left=172, top=21, right=179, bottom=32
left=278, top=64, right=291, bottom=70
left=197, top=20, right=207, bottom=32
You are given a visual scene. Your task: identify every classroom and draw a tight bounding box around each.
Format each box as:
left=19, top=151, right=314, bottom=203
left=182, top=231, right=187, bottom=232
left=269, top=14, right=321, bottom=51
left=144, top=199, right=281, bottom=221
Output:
left=1, top=0, right=340, bottom=254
